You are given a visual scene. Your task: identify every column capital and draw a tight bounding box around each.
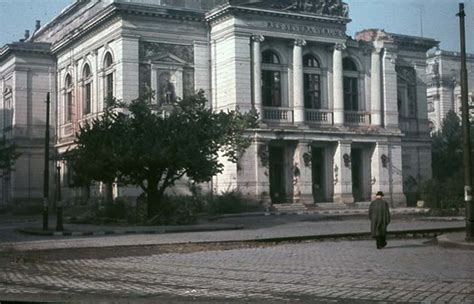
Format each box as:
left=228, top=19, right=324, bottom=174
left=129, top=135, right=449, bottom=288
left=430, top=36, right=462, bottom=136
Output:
left=294, top=39, right=307, bottom=47
left=251, top=34, right=265, bottom=43
left=334, top=43, right=347, bottom=51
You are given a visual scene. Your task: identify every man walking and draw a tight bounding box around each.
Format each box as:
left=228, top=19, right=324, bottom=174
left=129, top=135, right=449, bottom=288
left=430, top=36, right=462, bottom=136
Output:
left=369, top=191, right=391, bottom=249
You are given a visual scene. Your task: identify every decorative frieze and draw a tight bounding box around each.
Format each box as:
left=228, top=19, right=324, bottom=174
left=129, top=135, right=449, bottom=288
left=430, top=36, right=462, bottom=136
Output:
left=139, top=42, right=194, bottom=64
left=266, top=22, right=345, bottom=38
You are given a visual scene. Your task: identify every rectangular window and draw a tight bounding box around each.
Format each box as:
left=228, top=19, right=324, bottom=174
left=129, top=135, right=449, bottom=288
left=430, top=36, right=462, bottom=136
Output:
left=262, top=71, right=281, bottom=107
left=304, top=74, right=321, bottom=109
left=84, top=83, right=91, bottom=115
left=343, top=77, right=358, bottom=111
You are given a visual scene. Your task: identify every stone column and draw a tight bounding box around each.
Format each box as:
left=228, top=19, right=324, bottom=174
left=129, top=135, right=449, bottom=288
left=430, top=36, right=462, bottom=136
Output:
left=382, top=48, right=399, bottom=129
left=333, top=140, right=354, bottom=204
left=371, top=142, right=390, bottom=200
left=251, top=35, right=265, bottom=115
left=333, top=43, right=346, bottom=125
left=371, top=48, right=382, bottom=127
left=293, top=142, right=313, bottom=204
left=293, top=39, right=306, bottom=125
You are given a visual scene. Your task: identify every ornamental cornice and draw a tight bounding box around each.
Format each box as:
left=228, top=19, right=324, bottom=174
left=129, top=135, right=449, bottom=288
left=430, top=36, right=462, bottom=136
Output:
left=206, top=5, right=350, bottom=26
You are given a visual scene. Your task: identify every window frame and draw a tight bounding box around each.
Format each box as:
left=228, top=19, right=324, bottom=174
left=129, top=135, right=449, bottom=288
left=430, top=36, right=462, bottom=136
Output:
left=303, top=54, right=322, bottom=109
left=64, top=74, right=74, bottom=123
left=342, top=57, right=360, bottom=112
left=82, top=63, right=93, bottom=116
left=261, top=50, right=283, bottom=107
left=103, top=52, right=115, bottom=109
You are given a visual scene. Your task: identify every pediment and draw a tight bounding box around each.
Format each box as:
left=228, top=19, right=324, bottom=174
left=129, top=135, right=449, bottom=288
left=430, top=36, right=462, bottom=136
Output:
left=150, top=53, right=188, bottom=65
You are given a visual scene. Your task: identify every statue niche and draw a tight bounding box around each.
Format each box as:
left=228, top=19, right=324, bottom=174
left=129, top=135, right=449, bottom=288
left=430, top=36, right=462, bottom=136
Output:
left=158, top=72, right=176, bottom=104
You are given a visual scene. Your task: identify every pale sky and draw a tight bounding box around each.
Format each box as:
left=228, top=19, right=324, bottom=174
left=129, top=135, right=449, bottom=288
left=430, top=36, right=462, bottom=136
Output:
left=0, top=0, right=473, bottom=52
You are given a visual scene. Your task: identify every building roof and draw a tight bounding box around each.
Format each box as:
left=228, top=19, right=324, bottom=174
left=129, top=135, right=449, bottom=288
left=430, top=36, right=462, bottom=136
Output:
left=0, top=42, right=52, bottom=63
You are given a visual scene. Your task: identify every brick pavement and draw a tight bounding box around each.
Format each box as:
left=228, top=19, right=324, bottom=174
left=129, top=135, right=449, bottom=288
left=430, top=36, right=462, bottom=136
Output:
left=0, top=238, right=473, bottom=303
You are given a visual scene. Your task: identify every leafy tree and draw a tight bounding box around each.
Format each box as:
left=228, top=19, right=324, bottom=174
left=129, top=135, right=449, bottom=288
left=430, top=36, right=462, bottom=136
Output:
left=423, top=110, right=474, bottom=209
left=69, top=91, right=258, bottom=219
left=0, top=137, right=20, bottom=173
left=432, top=111, right=463, bottom=181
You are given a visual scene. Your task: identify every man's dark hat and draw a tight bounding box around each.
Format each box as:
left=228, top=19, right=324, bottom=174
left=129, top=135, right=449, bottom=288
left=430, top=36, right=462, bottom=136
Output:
left=376, top=191, right=384, bottom=197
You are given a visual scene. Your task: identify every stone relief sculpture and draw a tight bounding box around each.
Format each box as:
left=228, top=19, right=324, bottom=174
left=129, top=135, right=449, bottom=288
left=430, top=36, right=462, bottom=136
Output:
left=265, top=0, right=349, bottom=17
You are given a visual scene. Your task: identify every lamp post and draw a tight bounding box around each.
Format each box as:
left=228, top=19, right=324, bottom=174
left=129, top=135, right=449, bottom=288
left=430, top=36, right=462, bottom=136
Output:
left=56, top=164, right=63, bottom=231
left=42, top=92, right=50, bottom=231
left=457, top=3, right=473, bottom=241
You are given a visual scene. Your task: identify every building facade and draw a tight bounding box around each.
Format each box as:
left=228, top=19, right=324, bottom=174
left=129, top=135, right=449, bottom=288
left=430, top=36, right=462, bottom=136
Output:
left=0, top=0, right=438, bottom=208
left=426, top=49, right=474, bottom=132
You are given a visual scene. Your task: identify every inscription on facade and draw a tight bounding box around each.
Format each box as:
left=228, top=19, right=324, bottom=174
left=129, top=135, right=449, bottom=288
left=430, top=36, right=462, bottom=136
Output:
left=266, top=22, right=344, bottom=37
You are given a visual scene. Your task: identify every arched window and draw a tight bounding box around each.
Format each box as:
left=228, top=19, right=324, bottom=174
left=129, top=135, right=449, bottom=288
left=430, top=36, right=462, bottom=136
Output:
left=83, top=64, right=92, bottom=115
left=303, top=54, right=320, bottom=68
left=104, top=52, right=113, bottom=69
left=261, top=50, right=281, bottom=107
left=343, top=57, right=359, bottom=111
left=303, top=54, right=321, bottom=109
left=103, top=52, right=114, bottom=108
left=65, top=74, right=73, bottom=123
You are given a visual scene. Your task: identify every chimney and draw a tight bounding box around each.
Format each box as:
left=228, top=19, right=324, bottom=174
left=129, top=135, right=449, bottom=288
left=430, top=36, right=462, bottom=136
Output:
left=24, top=30, right=30, bottom=40
left=35, top=20, right=41, bottom=31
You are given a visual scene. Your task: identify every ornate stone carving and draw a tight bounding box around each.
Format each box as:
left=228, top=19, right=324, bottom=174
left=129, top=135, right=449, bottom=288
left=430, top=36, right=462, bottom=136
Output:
left=251, top=34, right=265, bottom=43
left=264, top=0, right=349, bottom=17
left=140, top=42, right=194, bottom=64
left=294, top=39, right=307, bottom=47
left=334, top=43, right=347, bottom=51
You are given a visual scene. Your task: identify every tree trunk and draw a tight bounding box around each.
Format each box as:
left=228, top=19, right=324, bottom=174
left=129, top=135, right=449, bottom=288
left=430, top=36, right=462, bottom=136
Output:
left=146, top=178, right=160, bottom=219
left=105, top=182, right=114, bottom=216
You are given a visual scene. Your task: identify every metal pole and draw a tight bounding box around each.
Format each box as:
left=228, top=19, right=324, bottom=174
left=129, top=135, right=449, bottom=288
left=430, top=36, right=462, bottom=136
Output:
left=56, top=165, right=63, bottom=231
left=457, top=3, right=473, bottom=242
left=42, top=92, right=50, bottom=231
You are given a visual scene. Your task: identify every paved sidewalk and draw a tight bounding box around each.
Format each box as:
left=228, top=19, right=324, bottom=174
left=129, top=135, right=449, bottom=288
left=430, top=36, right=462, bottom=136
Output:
left=0, top=216, right=465, bottom=252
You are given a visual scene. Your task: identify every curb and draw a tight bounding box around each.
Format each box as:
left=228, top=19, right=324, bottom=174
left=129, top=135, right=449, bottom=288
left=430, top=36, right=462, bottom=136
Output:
left=437, top=233, right=474, bottom=250
left=209, top=209, right=430, bottom=221
left=246, top=227, right=466, bottom=244
left=17, top=225, right=244, bottom=237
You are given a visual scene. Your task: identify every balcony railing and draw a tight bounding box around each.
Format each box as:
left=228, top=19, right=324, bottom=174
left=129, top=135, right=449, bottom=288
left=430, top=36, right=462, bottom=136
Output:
left=344, top=111, right=371, bottom=126
left=305, top=109, right=333, bottom=125
left=60, top=124, right=73, bottom=138
left=262, top=107, right=293, bottom=124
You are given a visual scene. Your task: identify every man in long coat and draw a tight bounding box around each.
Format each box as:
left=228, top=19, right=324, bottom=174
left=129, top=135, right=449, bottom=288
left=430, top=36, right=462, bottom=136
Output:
left=369, top=191, right=391, bottom=249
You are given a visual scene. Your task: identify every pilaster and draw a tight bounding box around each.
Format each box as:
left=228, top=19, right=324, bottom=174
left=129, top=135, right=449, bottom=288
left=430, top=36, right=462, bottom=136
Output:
left=371, top=142, right=390, bottom=200
left=370, top=48, right=382, bottom=127
left=382, top=48, right=399, bottom=129
left=388, top=143, right=406, bottom=207
left=333, top=140, right=354, bottom=204
left=293, top=142, right=313, bottom=204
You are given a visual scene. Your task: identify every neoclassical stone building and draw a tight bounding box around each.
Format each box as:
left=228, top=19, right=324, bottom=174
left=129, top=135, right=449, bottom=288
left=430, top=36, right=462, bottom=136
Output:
left=0, top=0, right=439, bottom=207
left=426, top=49, right=474, bottom=132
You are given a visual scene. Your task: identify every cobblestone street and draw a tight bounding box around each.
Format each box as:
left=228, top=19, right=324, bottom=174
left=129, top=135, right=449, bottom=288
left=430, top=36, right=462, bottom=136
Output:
left=1, top=238, right=473, bottom=303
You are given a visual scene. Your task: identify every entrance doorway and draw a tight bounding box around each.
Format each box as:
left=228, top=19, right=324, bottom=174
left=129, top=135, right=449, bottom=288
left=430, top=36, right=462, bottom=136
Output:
left=311, top=147, right=326, bottom=203
left=269, top=146, right=286, bottom=204
left=351, top=148, right=363, bottom=202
